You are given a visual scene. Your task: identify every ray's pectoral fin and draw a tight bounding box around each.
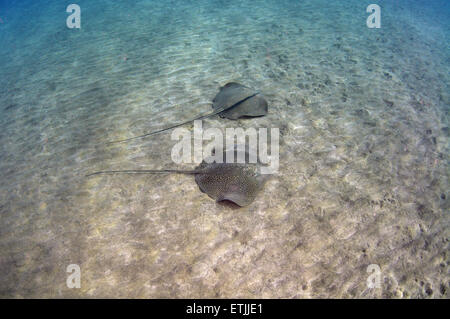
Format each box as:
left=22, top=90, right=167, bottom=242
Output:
left=217, top=191, right=254, bottom=207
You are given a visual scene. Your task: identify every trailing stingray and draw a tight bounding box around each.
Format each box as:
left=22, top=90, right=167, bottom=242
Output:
left=107, top=82, right=268, bottom=144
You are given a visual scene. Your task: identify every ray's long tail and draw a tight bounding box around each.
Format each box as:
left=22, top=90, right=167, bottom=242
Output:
left=86, top=169, right=197, bottom=177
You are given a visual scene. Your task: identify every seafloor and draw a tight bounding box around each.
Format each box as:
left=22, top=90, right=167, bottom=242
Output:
left=0, top=0, right=448, bottom=298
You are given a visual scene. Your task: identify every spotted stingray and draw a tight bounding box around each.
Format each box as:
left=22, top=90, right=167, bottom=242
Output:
left=86, top=146, right=268, bottom=207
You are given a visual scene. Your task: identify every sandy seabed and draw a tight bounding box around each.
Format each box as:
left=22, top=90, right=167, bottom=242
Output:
left=0, top=0, right=448, bottom=298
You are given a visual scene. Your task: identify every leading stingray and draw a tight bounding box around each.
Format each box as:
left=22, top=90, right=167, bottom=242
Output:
left=108, top=83, right=268, bottom=144
left=86, top=146, right=268, bottom=207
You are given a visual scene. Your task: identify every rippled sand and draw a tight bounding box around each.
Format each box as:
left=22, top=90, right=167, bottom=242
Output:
left=0, top=0, right=448, bottom=298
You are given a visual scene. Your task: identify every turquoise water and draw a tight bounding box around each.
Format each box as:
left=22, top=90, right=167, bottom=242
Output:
left=0, top=0, right=448, bottom=298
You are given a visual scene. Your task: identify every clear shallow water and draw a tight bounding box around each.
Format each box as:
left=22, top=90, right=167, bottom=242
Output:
left=0, top=0, right=448, bottom=298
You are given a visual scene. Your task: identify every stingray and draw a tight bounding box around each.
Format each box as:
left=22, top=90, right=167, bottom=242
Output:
left=212, top=82, right=268, bottom=120
left=86, top=147, right=268, bottom=207
left=108, top=82, right=268, bottom=144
